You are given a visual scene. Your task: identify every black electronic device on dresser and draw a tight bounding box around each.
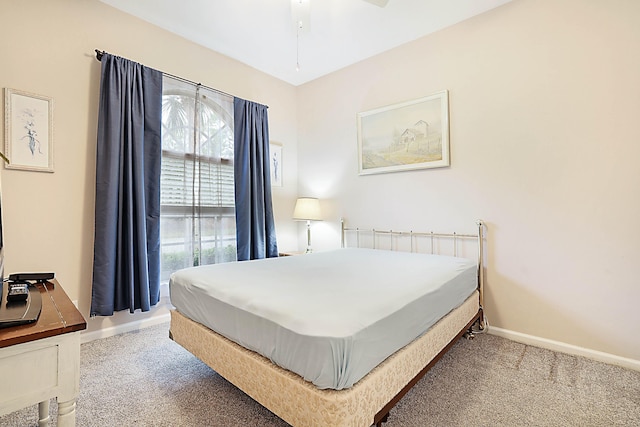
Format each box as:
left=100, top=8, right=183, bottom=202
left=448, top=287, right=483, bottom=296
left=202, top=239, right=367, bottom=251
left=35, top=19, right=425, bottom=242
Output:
left=0, top=273, right=53, bottom=328
left=0, top=281, right=42, bottom=328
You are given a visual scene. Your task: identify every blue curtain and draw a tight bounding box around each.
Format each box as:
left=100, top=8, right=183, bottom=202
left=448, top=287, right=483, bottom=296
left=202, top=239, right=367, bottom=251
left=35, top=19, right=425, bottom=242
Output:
left=234, top=98, right=278, bottom=260
left=91, top=54, right=163, bottom=315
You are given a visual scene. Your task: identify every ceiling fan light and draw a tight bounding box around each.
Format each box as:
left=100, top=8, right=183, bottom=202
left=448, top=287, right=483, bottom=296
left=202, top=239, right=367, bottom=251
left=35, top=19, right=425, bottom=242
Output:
left=291, top=0, right=311, bottom=32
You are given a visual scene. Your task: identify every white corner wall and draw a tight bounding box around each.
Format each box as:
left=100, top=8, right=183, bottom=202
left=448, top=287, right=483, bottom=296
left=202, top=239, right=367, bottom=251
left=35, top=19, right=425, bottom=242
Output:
left=296, top=0, right=640, bottom=363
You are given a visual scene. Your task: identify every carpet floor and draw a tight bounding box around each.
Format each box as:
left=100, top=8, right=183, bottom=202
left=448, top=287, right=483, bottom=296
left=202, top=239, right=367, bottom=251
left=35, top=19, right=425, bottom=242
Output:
left=1, top=323, right=639, bottom=426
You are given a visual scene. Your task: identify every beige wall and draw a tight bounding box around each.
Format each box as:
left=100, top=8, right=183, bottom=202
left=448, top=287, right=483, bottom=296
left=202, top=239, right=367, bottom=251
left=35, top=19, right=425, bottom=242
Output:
left=296, top=0, right=640, bottom=362
left=0, top=0, right=299, bottom=334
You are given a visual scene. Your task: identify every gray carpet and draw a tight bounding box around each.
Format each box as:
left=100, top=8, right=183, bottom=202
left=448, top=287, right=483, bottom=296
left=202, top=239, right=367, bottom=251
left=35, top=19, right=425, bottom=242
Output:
left=2, top=323, right=639, bottom=426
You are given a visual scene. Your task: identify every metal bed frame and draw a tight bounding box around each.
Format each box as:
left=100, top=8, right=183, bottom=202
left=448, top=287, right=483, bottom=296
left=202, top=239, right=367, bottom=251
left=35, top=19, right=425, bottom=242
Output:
left=341, top=219, right=485, bottom=329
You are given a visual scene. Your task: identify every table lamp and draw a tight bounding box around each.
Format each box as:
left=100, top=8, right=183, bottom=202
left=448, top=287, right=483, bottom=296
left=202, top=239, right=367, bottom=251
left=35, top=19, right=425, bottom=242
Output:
left=293, top=197, right=322, bottom=253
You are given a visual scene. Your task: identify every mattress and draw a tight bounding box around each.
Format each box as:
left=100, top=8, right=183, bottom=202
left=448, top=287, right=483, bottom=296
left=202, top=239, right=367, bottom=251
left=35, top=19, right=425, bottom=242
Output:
left=169, top=248, right=477, bottom=390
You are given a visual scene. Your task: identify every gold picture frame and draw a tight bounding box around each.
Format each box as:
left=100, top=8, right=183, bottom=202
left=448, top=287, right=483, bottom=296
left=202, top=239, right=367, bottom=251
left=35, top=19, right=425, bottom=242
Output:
left=357, top=90, right=449, bottom=175
left=4, top=88, right=54, bottom=172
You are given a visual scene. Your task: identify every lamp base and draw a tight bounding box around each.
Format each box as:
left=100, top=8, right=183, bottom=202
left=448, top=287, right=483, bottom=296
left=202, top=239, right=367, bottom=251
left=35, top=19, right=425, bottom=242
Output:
left=305, top=220, right=313, bottom=254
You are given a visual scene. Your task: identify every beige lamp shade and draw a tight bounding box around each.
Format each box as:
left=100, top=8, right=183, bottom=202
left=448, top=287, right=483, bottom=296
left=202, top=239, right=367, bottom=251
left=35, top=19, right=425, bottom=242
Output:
left=292, top=197, right=322, bottom=221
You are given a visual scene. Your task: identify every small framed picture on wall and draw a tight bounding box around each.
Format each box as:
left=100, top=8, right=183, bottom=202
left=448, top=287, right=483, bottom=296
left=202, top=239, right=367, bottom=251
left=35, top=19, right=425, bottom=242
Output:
left=269, top=142, right=282, bottom=187
left=4, top=88, right=54, bottom=172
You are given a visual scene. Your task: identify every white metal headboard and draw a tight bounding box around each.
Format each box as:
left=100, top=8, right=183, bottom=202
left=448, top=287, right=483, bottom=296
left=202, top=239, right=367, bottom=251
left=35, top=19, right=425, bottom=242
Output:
left=340, top=219, right=485, bottom=316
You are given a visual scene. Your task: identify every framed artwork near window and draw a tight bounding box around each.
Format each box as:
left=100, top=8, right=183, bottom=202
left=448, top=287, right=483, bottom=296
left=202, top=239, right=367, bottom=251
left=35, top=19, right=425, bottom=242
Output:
left=357, top=90, right=449, bottom=175
left=269, top=141, right=283, bottom=187
left=4, top=88, right=54, bottom=172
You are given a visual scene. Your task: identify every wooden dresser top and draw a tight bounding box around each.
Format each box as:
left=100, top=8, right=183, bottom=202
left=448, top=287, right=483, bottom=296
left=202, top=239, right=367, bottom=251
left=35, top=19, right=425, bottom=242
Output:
left=0, top=280, right=86, bottom=348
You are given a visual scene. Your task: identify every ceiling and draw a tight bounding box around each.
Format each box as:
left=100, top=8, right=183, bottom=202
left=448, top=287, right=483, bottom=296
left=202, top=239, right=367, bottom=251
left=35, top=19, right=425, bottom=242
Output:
left=99, top=0, right=513, bottom=86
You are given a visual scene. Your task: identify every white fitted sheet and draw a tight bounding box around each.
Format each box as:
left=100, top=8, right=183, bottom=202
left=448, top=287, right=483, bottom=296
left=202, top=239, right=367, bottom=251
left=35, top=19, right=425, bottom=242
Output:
left=169, top=248, right=477, bottom=390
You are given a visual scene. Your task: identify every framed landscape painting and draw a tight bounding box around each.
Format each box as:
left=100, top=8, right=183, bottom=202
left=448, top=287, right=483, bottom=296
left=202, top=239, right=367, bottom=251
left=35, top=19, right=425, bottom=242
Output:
left=357, top=90, right=449, bottom=175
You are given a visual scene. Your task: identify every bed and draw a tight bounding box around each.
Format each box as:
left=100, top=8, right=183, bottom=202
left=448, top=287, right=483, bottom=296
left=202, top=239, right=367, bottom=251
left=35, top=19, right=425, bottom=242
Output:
left=169, top=220, right=485, bottom=426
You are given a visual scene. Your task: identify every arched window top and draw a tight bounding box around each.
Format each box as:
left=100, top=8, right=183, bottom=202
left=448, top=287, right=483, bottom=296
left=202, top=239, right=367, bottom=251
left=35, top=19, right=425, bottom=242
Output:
left=161, top=85, right=234, bottom=160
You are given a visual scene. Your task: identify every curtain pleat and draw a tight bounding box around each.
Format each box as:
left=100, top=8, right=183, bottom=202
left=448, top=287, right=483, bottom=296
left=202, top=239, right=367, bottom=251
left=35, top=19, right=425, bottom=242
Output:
left=233, top=98, right=278, bottom=260
left=91, top=53, right=163, bottom=316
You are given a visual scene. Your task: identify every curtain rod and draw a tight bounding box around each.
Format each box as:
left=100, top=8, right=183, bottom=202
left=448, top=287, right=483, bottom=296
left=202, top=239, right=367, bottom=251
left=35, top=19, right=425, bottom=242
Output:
left=94, top=49, right=234, bottom=100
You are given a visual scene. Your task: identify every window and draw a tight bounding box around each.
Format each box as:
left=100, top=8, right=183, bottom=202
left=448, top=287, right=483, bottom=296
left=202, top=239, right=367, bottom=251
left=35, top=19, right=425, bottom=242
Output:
left=160, top=78, right=236, bottom=282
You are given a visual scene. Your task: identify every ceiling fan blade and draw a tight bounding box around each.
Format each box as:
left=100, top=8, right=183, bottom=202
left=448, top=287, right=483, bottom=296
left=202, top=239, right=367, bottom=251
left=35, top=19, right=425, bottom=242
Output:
left=363, top=0, right=389, bottom=7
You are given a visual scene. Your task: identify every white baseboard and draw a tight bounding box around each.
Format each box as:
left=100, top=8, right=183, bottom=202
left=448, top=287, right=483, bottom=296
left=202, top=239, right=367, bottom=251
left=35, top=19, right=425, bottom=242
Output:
left=488, top=326, right=640, bottom=372
left=80, top=312, right=171, bottom=344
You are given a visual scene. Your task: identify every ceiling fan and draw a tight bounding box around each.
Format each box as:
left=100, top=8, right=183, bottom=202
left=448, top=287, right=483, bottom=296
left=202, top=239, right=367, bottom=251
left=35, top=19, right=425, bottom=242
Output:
left=363, top=0, right=390, bottom=6
left=291, top=0, right=389, bottom=70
